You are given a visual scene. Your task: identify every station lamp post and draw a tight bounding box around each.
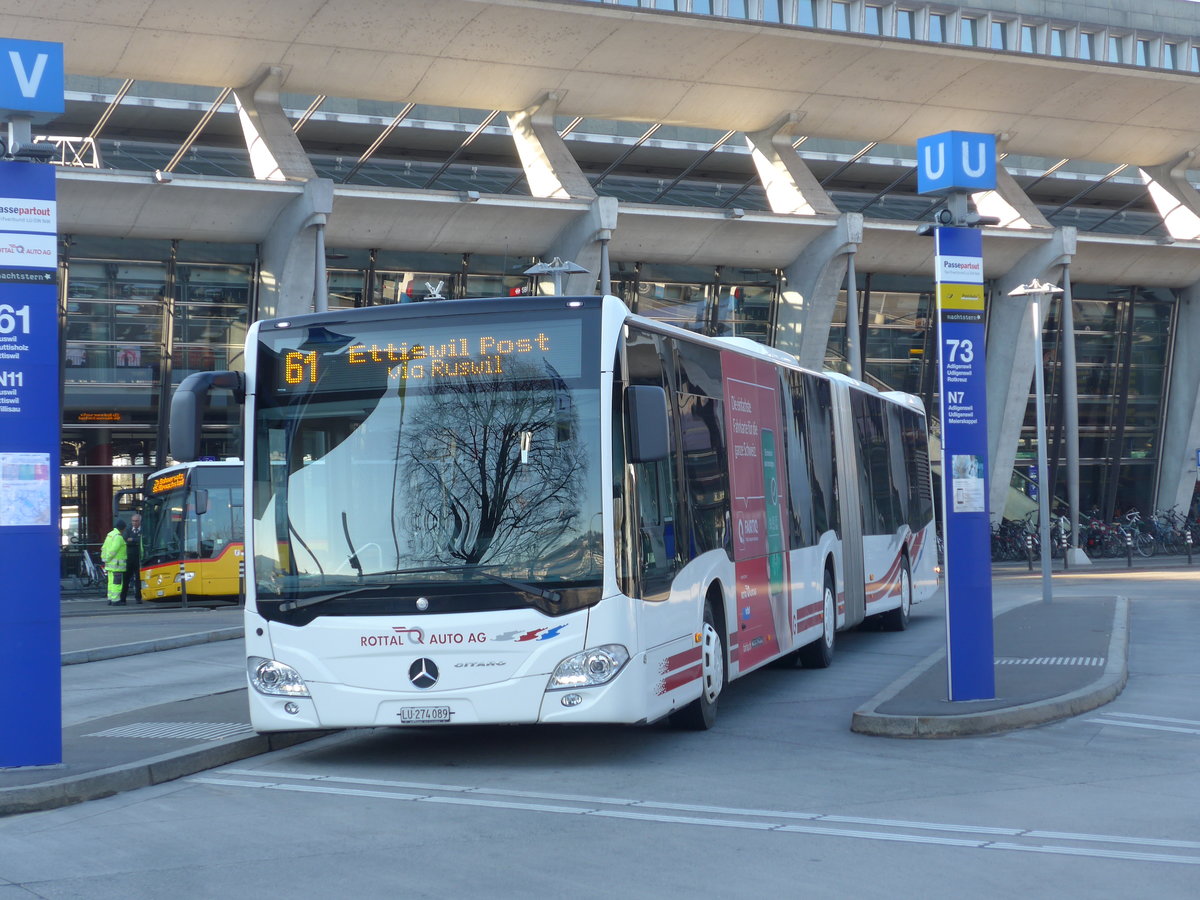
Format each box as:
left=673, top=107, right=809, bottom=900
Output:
left=525, top=258, right=589, bottom=295
left=1008, top=279, right=1063, bottom=604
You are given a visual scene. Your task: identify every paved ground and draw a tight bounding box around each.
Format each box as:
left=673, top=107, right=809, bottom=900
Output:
left=1, top=556, right=1191, bottom=817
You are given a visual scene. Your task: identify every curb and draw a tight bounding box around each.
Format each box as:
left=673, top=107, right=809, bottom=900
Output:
left=850, top=596, right=1130, bottom=738
left=0, top=723, right=331, bottom=818
left=61, top=628, right=243, bottom=665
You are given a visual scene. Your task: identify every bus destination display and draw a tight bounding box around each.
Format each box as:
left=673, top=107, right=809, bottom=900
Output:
left=271, top=318, right=584, bottom=393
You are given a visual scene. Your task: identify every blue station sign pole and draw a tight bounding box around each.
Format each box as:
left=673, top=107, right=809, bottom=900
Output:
left=918, top=130, right=997, bottom=701
left=0, top=38, right=64, bottom=768
left=934, top=227, right=995, bottom=700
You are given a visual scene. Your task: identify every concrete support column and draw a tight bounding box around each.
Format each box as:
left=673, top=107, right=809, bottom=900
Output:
left=984, top=228, right=1076, bottom=525
left=1140, top=152, right=1200, bottom=241
left=538, top=196, right=619, bottom=295
left=777, top=213, right=863, bottom=370
left=1155, top=281, right=1200, bottom=515
left=1057, top=267, right=1086, bottom=562
left=507, top=92, right=595, bottom=200
left=744, top=114, right=839, bottom=217
left=844, top=249, right=861, bottom=380
left=233, top=67, right=317, bottom=182
left=258, top=178, right=334, bottom=319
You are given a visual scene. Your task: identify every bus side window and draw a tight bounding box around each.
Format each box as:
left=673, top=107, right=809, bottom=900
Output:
left=675, top=339, right=728, bottom=559
left=625, top=328, right=681, bottom=600
left=901, top=408, right=934, bottom=530
left=804, top=373, right=838, bottom=537
left=785, top=371, right=816, bottom=549
left=886, top=405, right=911, bottom=531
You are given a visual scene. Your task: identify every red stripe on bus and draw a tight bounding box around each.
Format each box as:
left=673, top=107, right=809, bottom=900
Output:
left=663, top=646, right=703, bottom=673
left=657, top=664, right=702, bottom=695
left=793, top=600, right=822, bottom=619
left=866, top=550, right=903, bottom=604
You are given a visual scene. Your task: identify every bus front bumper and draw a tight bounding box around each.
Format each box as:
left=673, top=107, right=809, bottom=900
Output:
left=247, top=658, right=648, bottom=731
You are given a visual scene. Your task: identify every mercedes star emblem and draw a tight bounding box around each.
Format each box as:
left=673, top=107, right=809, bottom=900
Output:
left=408, top=658, right=439, bottom=689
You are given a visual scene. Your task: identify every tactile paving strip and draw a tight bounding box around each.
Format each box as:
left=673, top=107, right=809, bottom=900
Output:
left=83, top=721, right=254, bottom=741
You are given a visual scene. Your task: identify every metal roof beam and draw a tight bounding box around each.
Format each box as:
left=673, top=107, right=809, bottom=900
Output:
left=421, top=109, right=502, bottom=189
left=341, top=103, right=415, bottom=184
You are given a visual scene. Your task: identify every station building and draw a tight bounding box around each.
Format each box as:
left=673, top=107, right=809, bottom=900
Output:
left=5, top=0, right=1200, bottom=558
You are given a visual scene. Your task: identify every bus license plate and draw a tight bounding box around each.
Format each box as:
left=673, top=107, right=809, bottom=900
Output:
left=397, top=706, right=452, bottom=724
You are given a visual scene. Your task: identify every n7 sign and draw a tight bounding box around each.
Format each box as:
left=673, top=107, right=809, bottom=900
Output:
left=0, top=39, right=64, bottom=117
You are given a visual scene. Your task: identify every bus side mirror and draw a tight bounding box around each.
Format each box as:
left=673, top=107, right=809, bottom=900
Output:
left=170, top=371, right=245, bottom=462
left=626, top=385, right=669, bottom=463
left=193, top=489, right=209, bottom=516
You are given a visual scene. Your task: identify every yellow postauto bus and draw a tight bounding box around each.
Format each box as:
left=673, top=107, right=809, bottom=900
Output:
left=139, top=459, right=244, bottom=604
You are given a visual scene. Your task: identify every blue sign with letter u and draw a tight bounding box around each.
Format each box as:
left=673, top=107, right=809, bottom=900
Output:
left=917, top=131, right=996, bottom=195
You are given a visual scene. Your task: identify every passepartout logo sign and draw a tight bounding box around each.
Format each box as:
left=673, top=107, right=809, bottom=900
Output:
left=0, top=198, right=56, bottom=233
left=936, top=254, right=984, bottom=284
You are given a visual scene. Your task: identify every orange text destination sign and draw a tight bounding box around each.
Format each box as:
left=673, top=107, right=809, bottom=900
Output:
left=270, top=317, right=583, bottom=393
left=150, top=471, right=186, bottom=494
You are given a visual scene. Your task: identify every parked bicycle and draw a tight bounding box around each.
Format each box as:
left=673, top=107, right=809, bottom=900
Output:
left=78, top=548, right=104, bottom=590
left=1120, top=510, right=1156, bottom=558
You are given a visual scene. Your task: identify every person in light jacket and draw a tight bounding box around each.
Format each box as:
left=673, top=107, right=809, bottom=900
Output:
left=100, top=519, right=128, bottom=606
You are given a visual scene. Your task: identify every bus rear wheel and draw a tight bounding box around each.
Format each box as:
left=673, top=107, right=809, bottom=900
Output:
left=799, top=570, right=836, bottom=669
left=671, top=601, right=724, bottom=730
left=881, top=557, right=912, bottom=632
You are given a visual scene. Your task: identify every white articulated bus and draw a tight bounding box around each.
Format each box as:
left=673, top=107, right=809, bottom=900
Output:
left=171, top=294, right=938, bottom=732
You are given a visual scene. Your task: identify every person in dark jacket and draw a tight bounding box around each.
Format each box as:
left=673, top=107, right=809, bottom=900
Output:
left=120, top=512, right=142, bottom=604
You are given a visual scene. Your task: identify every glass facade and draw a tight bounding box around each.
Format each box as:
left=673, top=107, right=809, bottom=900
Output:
left=1029, top=287, right=1175, bottom=519
left=60, top=239, right=255, bottom=575
left=820, top=275, right=1177, bottom=521
left=608, top=263, right=777, bottom=340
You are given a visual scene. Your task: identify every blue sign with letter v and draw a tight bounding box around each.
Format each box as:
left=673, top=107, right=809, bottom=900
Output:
left=0, top=38, right=65, bottom=118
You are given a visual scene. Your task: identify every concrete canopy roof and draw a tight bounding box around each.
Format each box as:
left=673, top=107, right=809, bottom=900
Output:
left=5, top=0, right=1200, bottom=168
left=55, top=168, right=1200, bottom=287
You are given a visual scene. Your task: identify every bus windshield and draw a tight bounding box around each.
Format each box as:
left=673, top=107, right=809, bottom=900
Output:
left=141, top=480, right=187, bottom=567
left=140, top=465, right=244, bottom=567
left=251, top=303, right=604, bottom=618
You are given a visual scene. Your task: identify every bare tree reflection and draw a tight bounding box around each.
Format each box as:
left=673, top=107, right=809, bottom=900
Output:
left=401, top=360, right=585, bottom=568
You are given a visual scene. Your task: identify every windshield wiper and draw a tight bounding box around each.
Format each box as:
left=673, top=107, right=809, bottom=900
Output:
left=272, top=585, right=385, bottom=612
left=470, top=571, right=562, bottom=605
left=265, top=565, right=562, bottom=614
left=354, top=564, right=562, bottom=605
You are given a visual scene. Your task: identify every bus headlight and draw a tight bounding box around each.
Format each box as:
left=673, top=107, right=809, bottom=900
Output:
left=248, top=656, right=310, bottom=697
left=548, top=645, right=630, bottom=690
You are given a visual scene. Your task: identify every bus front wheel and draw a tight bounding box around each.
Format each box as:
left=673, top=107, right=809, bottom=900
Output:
left=671, top=601, right=724, bottom=731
